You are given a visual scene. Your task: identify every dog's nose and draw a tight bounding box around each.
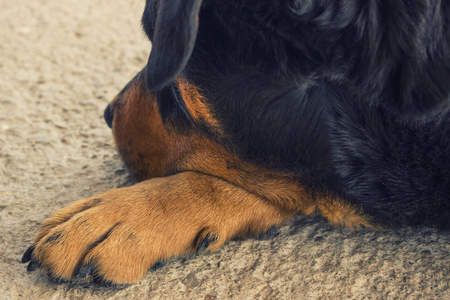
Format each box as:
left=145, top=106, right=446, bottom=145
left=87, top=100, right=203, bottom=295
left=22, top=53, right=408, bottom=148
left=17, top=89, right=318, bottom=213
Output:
left=104, top=104, right=114, bottom=129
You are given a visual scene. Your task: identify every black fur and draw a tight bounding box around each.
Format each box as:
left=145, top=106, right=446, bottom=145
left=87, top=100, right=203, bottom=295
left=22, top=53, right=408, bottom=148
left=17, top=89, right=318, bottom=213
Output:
left=142, top=0, right=450, bottom=228
left=144, top=0, right=203, bottom=92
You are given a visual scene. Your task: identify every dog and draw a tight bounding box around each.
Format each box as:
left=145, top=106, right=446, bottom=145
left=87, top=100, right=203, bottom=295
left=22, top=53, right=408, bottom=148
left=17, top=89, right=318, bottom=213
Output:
left=22, top=0, right=450, bottom=285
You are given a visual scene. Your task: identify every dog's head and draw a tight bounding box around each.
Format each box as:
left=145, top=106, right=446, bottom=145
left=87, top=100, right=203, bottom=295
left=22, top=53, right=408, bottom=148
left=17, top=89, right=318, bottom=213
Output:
left=105, top=0, right=450, bottom=181
left=104, top=0, right=312, bottom=180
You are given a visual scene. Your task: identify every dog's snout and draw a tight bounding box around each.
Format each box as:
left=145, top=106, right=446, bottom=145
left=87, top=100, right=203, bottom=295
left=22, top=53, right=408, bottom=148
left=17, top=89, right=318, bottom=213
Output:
left=104, top=103, right=114, bottom=129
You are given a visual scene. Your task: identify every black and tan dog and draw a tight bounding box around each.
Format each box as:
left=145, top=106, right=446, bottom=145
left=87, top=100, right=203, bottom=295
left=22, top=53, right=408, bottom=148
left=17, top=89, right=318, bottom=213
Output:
left=23, top=0, right=450, bottom=285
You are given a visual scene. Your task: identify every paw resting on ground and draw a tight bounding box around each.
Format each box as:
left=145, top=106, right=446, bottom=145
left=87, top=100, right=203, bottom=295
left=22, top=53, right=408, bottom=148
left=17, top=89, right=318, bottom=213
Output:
left=22, top=172, right=291, bottom=284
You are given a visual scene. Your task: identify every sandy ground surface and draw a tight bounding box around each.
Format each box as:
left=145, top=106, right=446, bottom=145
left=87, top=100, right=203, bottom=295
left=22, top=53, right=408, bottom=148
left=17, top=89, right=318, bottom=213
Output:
left=0, top=0, right=449, bottom=299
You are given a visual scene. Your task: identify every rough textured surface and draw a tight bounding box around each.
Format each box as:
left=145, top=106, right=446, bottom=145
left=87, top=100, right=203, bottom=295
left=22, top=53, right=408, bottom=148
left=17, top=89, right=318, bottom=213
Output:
left=0, top=1, right=449, bottom=299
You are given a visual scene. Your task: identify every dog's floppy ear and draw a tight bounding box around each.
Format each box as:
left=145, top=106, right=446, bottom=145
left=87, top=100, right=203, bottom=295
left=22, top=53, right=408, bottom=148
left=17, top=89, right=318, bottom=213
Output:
left=145, top=0, right=203, bottom=92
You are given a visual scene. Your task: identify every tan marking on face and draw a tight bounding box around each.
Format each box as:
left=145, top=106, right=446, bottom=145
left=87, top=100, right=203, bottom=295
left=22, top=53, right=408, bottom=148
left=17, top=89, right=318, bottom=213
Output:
left=176, top=77, right=225, bottom=137
left=111, top=70, right=173, bottom=180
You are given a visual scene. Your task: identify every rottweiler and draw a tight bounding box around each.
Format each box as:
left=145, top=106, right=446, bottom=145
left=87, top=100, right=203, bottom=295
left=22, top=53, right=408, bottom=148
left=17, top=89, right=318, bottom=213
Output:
left=23, top=0, right=450, bottom=285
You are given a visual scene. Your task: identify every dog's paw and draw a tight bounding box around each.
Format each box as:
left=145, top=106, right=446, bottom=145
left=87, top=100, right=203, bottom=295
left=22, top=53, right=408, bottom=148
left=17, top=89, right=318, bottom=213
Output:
left=22, top=179, right=221, bottom=284
left=22, top=172, right=290, bottom=284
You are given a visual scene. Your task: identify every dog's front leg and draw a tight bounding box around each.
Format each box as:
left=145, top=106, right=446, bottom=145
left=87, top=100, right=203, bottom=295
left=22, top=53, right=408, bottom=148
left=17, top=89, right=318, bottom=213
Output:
left=22, top=171, right=293, bottom=284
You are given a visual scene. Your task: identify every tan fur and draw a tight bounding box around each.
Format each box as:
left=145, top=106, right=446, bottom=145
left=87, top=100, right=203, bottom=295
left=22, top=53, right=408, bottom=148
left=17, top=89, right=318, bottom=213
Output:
left=111, top=70, right=173, bottom=180
left=316, top=196, right=377, bottom=230
left=176, top=77, right=225, bottom=137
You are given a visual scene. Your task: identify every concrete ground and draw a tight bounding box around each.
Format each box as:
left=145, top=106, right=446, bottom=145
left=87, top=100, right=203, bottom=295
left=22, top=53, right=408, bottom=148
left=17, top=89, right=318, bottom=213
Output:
left=0, top=0, right=449, bottom=299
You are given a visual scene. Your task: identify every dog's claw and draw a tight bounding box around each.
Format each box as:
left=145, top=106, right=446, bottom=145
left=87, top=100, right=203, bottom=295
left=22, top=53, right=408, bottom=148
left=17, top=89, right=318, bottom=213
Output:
left=197, top=233, right=217, bottom=255
left=75, top=264, right=94, bottom=279
left=27, top=260, right=41, bottom=272
left=22, top=245, right=35, bottom=263
left=150, top=261, right=166, bottom=272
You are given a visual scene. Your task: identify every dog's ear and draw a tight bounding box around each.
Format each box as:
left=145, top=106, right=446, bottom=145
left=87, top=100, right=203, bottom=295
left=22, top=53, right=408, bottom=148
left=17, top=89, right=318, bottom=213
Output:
left=145, top=0, right=203, bottom=92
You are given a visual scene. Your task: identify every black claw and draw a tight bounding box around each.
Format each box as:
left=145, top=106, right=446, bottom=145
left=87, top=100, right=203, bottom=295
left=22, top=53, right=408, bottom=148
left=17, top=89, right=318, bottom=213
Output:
left=197, top=233, right=217, bottom=255
left=27, top=260, right=41, bottom=272
left=75, top=265, right=94, bottom=279
left=150, top=261, right=166, bottom=272
left=22, top=245, right=35, bottom=263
